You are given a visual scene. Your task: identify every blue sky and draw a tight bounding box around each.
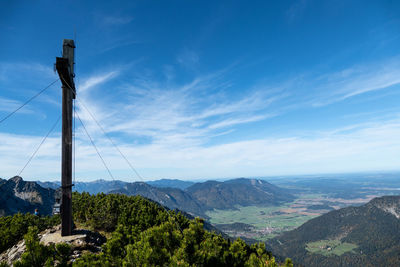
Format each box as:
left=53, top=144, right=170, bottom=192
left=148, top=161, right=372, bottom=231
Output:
left=1, top=0, right=400, bottom=181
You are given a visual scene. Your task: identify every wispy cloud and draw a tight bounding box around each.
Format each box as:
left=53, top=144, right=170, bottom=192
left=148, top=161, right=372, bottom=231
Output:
left=77, top=70, right=283, bottom=149
left=329, top=62, right=400, bottom=102
left=338, top=68, right=400, bottom=100
left=0, top=97, right=34, bottom=114
left=103, top=15, right=134, bottom=26
left=177, top=49, right=199, bottom=69
left=78, top=71, right=119, bottom=92
left=2, top=56, right=400, bottom=180
left=0, top=61, right=60, bottom=121
left=0, top=62, right=56, bottom=83
left=101, top=39, right=139, bottom=53
left=285, top=57, right=400, bottom=107
left=208, top=115, right=273, bottom=130
left=76, top=56, right=400, bottom=151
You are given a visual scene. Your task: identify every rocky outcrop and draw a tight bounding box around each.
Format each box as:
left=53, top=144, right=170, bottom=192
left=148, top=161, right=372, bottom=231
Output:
left=0, top=238, right=26, bottom=266
left=0, top=225, right=106, bottom=266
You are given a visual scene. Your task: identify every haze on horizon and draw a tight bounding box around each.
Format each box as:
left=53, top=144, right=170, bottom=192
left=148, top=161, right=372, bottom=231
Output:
left=1, top=1, right=400, bottom=182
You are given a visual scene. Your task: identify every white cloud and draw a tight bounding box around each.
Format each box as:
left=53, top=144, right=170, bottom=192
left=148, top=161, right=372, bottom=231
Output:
left=1, top=117, right=399, bottom=181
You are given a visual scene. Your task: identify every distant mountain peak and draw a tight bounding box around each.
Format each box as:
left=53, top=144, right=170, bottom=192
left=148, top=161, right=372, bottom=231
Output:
left=9, top=176, right=23, bottom=183
left=146, top=178, right=195, bottom=190
left=225, top=178, right=269, bottom=185
left=369, top=195, right=400, bottom=219
left=0, top=178, right=57, bottom=216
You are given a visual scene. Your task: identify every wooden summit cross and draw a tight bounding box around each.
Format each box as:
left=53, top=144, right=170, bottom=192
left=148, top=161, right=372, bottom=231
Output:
left=55, top=39, right=76, bottom=236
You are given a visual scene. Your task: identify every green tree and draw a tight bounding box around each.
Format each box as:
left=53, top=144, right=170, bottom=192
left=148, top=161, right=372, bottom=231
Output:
left=2, top=192, right=290, bottom=266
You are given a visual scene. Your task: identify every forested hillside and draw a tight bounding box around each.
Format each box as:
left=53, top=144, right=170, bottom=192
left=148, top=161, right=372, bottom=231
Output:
left=0, top=192, right=293, bottom=266
left=109, top=178, right=294, bottom=217
left=186, top=178, right=294, bottom=210
left=109, top=182, right=206, bottom=217
left=267, top=196, right=400, bottom=267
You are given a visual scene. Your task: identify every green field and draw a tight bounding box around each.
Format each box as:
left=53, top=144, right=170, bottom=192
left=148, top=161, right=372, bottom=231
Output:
left=306, top=239, right=358, bottom=256
left=206, top=204, right=319, bottom=241
left=206, top=205, right=315, bottom=228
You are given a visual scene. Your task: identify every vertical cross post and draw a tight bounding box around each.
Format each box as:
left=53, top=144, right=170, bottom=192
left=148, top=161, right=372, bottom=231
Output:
left=56, top=39, right=76, bottom=236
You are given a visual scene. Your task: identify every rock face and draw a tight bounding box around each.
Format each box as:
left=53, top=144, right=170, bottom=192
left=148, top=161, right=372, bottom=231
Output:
left=0, top=225, right=106, bottom=265
left=0, top=176, right=59, bottom=216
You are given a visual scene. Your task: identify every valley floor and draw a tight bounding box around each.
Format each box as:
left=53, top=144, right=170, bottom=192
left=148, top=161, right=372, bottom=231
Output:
left=206, top=193, right=382, bottom=242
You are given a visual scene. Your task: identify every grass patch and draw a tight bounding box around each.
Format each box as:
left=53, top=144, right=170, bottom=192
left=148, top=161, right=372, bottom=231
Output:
left=306, top=239, right=358, bottom=256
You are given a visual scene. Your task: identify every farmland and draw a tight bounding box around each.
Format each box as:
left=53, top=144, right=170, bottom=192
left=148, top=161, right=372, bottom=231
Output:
left=206, top=191, right=382, bottom=242
left=206, top=194, right=327, bottom=241
left=306, top=239, right=358, bottom=256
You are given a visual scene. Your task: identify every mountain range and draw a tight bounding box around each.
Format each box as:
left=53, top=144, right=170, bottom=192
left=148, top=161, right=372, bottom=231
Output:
left=2, top=176, right=400, bottom=266
left=110, top=178, right=294, bottom=217
left=36, top=178, right=194, bottom=194
left=9, top=177, right=294, bottom=218
left=267, top=195, right=400, bottom=267
left=36, top=179, right=128, bottom=194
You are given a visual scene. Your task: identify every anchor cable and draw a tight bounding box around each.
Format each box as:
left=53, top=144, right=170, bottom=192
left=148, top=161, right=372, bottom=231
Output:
left=76, top=99, right=183, bottom=233
left=0, top=79, right=59, bottom=125
left=77, top=98, right=144, bottom=180
left=73, top=102, right=76, bottom=185
left=62, top=81, right=183, bottom=233
left=18, top=115, right=61, bottom=176
left=75, top=112, right=115, bottom=181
